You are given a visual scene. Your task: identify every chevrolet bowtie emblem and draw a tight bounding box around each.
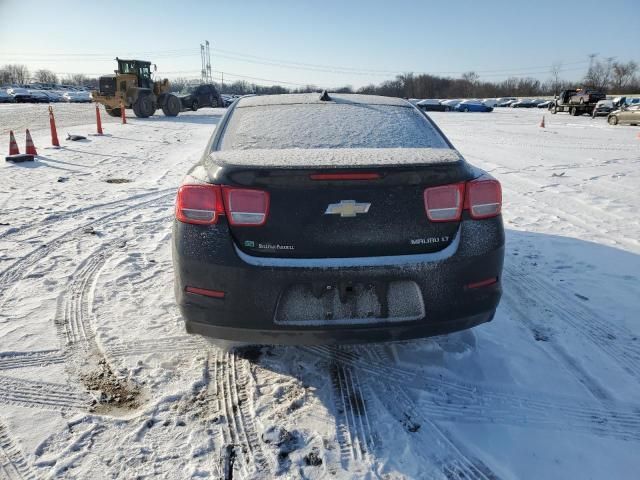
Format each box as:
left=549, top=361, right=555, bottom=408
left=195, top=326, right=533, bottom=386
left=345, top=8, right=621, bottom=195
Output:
left=325, top=200, right=371, bottom=218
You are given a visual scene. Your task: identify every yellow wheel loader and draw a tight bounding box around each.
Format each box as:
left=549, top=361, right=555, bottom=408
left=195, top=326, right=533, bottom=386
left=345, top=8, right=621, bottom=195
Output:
left=92, top=58, right=181, bottom=118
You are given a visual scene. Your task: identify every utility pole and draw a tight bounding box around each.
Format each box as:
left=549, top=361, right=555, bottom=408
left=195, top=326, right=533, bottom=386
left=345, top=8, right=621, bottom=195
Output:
left=200, top=44, right=206, bottom=83
left=205, top=40, right=212, bottom=83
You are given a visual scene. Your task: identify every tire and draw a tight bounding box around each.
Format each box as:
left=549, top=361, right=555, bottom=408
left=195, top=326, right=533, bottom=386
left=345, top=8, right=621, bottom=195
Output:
left=462, top=107, right=469, bottom=112
left=570, top=107, right=578, bottom=116
left=105, top=106, right=121, bottom=117
left=550, top=105, right=557, bottom=114
left=162, top=94, right=181, bottom=117
left=212, top=98, right=219, bottom=108
left=191, top=100, right=199, bottom=111
left=132, top=93, right=155, bottom=118
left=608, top=115, right=618, bottom=125
left=579, top=97, right=585, bottom=104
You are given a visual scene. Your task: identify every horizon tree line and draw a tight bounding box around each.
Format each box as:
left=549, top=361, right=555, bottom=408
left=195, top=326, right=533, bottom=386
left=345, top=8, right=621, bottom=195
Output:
left=1, top=56, right=638, bottom=98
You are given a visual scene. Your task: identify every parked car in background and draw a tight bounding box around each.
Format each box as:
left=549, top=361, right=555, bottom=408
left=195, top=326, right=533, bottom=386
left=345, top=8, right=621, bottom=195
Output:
left=27, top=90, right=51, bottom=103
left=482, top=98, right=499, bottom=107
left=172, top=92, right=504, bottom=344
left=510, top=99, right=537, bottom=108
left=608, top=105, right=640, bottom=125
left=496, top=97, right=516, bottom=106
left=6, top=87, right=34, bottom=103
left=416, top=99, right=449, bottom=111
left=46, top=91, right=66, bottom=103
left=592, top=100, right=614, bottom=117
left=179, top=84, right=223, bottom=111
left=440, top=99, right=461, bottom=109
left=0, top=89, right=14, bottom=103
left=62, top=91, right=92, bottom=103
left=455, top=100, right=493, bottom=112
left=536, top=100, right=553, bottom=108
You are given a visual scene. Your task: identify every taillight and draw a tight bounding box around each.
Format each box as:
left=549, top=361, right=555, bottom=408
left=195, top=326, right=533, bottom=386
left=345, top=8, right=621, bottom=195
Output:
left=175, top=184, right=224, bottom=225
left=223, top=187, right=270, bottom=226
left=466, top=177, right=502, bottom=219
left=423, top=183, right=464, bottom=222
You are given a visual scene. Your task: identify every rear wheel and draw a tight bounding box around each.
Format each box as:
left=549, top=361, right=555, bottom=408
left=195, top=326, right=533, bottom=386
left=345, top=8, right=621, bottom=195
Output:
left=462, top=107, right=469, bottom=112
left=191, top=100, right=199, bottom=111
left=570, top=107, right=579, bottom=116
left=608, top=115, right=618, bottom=125
left=162, top=94, right=181, bottom=117
left=132, top=93, right=155, bottom=118
left=105, top=106, right=121, bottom=117
left=550, top=105, right=557, bottom=114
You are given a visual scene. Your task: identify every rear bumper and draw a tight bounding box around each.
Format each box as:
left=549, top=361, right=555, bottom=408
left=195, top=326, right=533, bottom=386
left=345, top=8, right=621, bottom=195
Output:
left=172, top=215, right=504, bottom=345
left=185, top=309, right=496, bottom=345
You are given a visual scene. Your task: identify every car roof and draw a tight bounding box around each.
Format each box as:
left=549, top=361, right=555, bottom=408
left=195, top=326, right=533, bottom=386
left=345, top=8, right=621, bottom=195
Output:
left=236, top=93, right=410, bottom=108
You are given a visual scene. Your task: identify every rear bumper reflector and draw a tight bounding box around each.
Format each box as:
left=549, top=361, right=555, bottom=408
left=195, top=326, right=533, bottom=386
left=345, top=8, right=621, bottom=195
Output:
left=466, top=277, right=498, bottom=289
left=186, top=286, right=225, bottom=298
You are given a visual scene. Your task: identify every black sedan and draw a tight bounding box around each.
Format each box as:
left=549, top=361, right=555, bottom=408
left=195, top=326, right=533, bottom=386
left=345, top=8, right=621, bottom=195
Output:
left=510, top=99, right=538, bottom=108
left=179, top=84, right=223, bottom=111
left=416, top=99, right=450, bottom=111
left=172, top=92, right=504, bottom=345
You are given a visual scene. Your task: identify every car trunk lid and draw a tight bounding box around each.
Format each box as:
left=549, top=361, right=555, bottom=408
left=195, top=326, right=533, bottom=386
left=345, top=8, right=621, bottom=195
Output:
left=197, top=148, right=476, bottom=259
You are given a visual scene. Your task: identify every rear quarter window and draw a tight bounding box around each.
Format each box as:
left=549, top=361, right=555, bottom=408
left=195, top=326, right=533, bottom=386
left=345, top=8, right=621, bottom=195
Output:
left=219, top=103, right=449, bottom=150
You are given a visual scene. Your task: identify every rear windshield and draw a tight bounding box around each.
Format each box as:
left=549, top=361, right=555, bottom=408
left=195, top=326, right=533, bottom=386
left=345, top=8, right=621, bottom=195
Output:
left=219, top=103, right=449, bottom=150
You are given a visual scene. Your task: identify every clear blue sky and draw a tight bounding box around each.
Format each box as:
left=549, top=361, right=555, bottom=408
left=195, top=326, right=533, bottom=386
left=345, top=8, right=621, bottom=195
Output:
left=0, top=0, right=638, bottom=88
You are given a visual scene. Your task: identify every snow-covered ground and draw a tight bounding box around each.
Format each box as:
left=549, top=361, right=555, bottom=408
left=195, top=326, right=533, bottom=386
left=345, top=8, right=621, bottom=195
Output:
left=0, top=105, right=639, bottom=479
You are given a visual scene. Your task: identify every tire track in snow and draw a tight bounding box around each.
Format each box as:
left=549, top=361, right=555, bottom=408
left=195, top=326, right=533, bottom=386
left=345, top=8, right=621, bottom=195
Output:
left=371, top=379, right=499, bottom=480
left=305, top=345, right=640, bottom=442
left=0, top=188, right=176, bottom=242
left=502, top=287, right=612, bottom=402
left=215, top=350, right=272, bottom=479
left=0, top=375, right=88, bottom=411
left=0, top=420, right=38, bottom=480
left=0, top=191, right=175, bottom=307
left=106, top=336, right=207, bottom=358
left=55, top=251, right=110, bottom=347
left=0, top=350, right=65, bottom=372
left=315, top=346, right=498, bottom=479
left=328, top=360, right=377, bottom=468
left=504, top=266, right=640, bottom=385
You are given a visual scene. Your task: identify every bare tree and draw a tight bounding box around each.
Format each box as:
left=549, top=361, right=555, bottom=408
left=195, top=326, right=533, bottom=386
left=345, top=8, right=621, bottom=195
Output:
left=610, top=61, right=638, bottom=92
left=34, top=69, right=58, bottom=84
left=461, top=71, right=479, bottom=97
left=0, top=64, right=30, bottom=84
left=584, top=56, right=614, bottom=91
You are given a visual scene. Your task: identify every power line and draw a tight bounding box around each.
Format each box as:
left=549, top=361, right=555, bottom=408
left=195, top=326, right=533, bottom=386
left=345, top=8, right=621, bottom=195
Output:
left=1, top=48, right=597, bottom=77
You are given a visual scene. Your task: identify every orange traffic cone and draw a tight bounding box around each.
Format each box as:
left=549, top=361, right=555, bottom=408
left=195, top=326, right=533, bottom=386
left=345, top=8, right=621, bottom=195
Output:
left=25, top=129, right=37, bottom=155
left=120, top=101, right=126, bottom=125
left=95, top=104, right=104, bottom=134
left=48, top=106, right=60, bottom=147
left=540, top=115, right=546, bottom=128
left=9, top=130, right=20, bottom=155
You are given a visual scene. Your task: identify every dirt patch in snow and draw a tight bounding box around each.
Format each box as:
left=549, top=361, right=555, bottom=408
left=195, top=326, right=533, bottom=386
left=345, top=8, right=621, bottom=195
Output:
left=82, top=358, right=141, bottom=413
left=104, top=178, right=132, bottom=184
